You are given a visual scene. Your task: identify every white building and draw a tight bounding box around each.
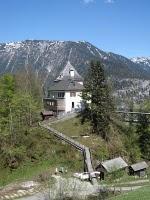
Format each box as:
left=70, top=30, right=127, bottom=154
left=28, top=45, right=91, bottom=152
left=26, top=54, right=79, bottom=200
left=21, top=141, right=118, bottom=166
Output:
left=43, top=61, right=84, bottom=115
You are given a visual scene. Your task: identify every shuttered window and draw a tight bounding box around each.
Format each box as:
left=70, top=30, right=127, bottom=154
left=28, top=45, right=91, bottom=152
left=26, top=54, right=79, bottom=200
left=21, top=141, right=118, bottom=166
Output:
left=70, top=92, right=76, bottom=97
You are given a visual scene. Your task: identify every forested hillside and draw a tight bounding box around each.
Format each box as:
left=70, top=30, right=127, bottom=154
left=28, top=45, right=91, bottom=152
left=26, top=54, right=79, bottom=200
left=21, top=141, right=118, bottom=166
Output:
left=0, top=72, right=82, bottom=186
left=0, top=70, right=149, bottom=188
left=0, top=71, right=42, bottom=169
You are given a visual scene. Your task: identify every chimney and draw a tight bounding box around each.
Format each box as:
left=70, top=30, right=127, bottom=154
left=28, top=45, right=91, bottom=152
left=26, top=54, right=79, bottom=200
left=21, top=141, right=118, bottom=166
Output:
left=69, top=69, right=74, bottom=78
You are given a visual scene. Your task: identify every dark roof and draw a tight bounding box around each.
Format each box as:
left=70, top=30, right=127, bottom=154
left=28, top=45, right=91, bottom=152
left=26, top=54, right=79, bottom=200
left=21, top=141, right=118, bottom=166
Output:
left=56, top=61, right=83, bottom=81
left=49, top=79, right=84, bottom=91
left=130, top=161, right=149, bottom=171
left=41, top=111, right=53, bottom=116
left=100, top=157, right=128, bottom=173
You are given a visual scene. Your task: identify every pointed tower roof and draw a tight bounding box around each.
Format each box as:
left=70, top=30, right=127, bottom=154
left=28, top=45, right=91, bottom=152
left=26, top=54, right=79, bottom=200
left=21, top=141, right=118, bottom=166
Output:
left=56, top=61, right=83, bottom=81
left=49, top=61, right=84, bottom=92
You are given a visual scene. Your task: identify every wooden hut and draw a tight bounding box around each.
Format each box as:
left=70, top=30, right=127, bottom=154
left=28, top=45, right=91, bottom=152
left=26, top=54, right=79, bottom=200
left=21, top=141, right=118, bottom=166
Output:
left=41, top=111, right=54, bottom=120
left=96, top=157, right=128, bottom=180
left=129, top=161, right=149, bottom=177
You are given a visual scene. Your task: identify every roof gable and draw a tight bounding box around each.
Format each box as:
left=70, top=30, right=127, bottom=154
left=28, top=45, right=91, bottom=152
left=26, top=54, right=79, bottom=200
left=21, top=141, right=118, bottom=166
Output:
left=49, top=79, right=84, bottom=91
left=48, top=61, right=84, bottom=91
left=101, top=157, right=128, bottom=173
left=56, top=61, right=83, bottom=81
left=130, top=161, right=149, bottom=171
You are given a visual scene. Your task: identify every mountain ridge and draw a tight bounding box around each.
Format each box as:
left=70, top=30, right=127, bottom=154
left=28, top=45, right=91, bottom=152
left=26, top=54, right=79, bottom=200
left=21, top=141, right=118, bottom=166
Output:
left=0, top=40, right=150, bottom=83
left=131, top=57, right=150, bottom=71
left=0, top=40, right=150, bottom=105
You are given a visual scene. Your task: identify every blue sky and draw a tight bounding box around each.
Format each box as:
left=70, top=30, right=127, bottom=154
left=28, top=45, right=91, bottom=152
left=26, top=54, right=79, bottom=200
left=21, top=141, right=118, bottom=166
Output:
left=0, top=0, right=149, bottom=57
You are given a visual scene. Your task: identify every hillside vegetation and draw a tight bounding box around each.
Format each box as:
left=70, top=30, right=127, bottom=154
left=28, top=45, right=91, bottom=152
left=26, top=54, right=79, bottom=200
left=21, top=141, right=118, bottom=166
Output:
left=111, top=186, right=150, bottom=200
left=51, top=103, right=150, bottom=164
left=51, top=117, right=126, bottom=161
left=0, top=73, right=82, bottom=186
left=0, top=68, right=149, bottom=189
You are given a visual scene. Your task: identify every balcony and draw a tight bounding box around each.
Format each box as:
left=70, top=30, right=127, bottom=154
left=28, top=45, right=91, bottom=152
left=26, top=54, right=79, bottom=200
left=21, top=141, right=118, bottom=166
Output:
left=43, top=98, right=65, bottom=111
left=48, top=92, right=65, bottom=99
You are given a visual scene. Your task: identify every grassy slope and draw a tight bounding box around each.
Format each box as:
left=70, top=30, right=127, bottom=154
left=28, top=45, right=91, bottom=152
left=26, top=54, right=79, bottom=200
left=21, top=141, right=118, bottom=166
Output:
left=1, top=116, right=147, bottom=191
left=51, top=117, right=125, bottom=161
left=111, top=186, right=150, bottom=200
left=0, top=116, right=105, bottom=187
left=51, top=117, right=106, bottom=161
left=51, top=117, right=103, bottom=149
left=51, top=118, right=150, bottom=194
left=0, top=127, right=83, bottom=187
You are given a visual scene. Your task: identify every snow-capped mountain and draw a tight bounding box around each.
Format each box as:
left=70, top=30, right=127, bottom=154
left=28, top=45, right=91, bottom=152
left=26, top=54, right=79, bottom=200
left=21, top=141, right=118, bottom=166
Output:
left=131, top=57, right=150, bottom=71
left=0, top=40, right=150, bottom=105
left=0, top=40, right=150, bottom=83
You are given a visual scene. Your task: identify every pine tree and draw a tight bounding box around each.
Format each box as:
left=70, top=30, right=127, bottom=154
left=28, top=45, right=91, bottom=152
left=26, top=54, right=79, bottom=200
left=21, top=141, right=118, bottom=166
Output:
left=0, top=73, right=42, bottom=169
left=136, top=111, right=150, bottom=160
left=81, top=61, right=114, bottom=140
left=0, top=74, right=15, bottom=134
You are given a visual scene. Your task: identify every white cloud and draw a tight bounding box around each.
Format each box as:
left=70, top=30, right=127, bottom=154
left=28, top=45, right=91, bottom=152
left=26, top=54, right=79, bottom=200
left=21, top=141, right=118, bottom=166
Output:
left=105, top=0, right=114, bottom=3
left=83, top=0, right=94, bottom=4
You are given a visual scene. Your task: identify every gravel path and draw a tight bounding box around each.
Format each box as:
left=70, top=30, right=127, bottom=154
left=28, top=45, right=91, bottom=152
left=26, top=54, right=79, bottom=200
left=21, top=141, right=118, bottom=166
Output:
left=18, top=175, right=99, bottom=200
left=17, top=176, right=145, bottom=200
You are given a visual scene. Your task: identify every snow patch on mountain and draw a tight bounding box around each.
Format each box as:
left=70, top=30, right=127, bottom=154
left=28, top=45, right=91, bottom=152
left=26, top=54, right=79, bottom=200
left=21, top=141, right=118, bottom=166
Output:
left=5, top=42, right=23, bottom=50
left=86, top=44, right=95, bottom=55
left=131, top=57, right=150, bottom=67
left=95, top=48, right=105, bottom=59
left=0, top=40, right=149, bottom=79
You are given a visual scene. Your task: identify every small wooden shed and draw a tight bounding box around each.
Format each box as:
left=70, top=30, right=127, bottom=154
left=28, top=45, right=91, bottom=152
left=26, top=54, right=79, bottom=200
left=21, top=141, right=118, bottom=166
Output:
left=41, top=111, right=54, bottom=120
left=96, top=157, right=128, bottom=180
left=129, top=161, right=149, bottom=177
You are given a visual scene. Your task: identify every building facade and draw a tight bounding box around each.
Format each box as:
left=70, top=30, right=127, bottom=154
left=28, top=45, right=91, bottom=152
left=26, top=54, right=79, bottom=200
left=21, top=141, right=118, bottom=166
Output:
left=43, top=61, right=84, bottom=115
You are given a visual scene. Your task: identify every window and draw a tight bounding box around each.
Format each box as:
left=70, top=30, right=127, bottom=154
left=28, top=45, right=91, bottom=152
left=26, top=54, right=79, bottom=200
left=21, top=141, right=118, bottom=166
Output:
left=57, top=92, right=65, bottom=98
left=47, top=101, right=54, bottom=106
left=70, top=92, right=76, bottom=97
left=72, top=102, right=75, bottom=109
left=48, top=91, right=51, bottom=98
left=50, top=102, right=54, bottom=106
left=48, top=91, right=55, bottom=98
